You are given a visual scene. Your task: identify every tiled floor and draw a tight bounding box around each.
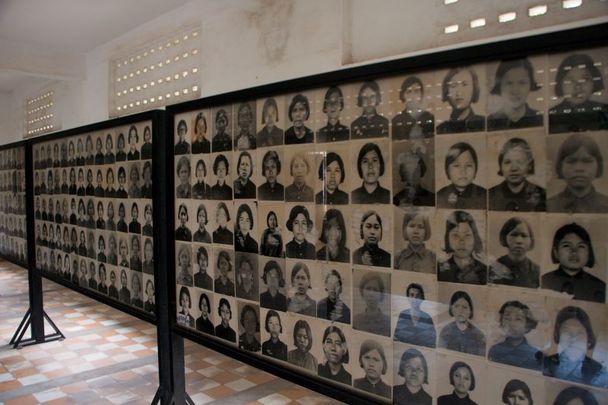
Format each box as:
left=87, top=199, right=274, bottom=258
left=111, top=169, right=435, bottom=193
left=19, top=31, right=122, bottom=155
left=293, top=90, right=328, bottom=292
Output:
left=0, top=261, right=342, bottom=404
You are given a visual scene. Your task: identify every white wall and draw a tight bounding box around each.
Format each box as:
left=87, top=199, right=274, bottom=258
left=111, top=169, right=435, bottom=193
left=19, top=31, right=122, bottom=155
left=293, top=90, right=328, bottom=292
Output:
left=0, top=0, right=605, bottom=143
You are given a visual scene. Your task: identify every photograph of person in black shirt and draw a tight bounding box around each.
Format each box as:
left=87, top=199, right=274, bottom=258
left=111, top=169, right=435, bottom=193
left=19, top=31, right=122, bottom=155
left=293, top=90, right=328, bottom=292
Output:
left=191, top=113, right=210, bottom=154
left=260, top=259, right=287, bottom=311
left=351, top=142, right=390, bottom=204
left=436, top=142, right=486, bottom=210
left=234, top=102, right=256, bottom=151
left=257, top=97, right=283, bottom=147
left=487, top=58, right=543, bottom=131
left=318, top=325, right=351, bottom=386
left=317, top=86, right=349, bottom=143
left=215, top=298, right=236, bottom=343
left=393, top=75, right=435, bottom=140
left=233, top=151, right=255, bottom=199
left=262, top=310, right=287, bottom=361
left=353, top=339, right=390, bottom=399
left=316, top=152, right=348, bottom=205
left=285, top=94, right=313, bottom=145
left=196, top=292, right=214, bottom=335
left=351, top=81, right=388, bottom=139
left=393, top=348, right=432, bottom=405
left=258, top=150, right=284, bottom=201
left=209, top=154, right=232, bottom=200
left=437, top=67, right=485, bottom=134
left=212, top=108, right=232, bottom=152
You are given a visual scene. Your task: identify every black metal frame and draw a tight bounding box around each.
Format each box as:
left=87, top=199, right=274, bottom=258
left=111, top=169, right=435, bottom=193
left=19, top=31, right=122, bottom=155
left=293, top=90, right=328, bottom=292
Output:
left=2, top=138, right=65, bottom=349
left=26, top=110, right=186, bottom=403
left=165, top=23, right=608, bottom=405
left=0, top=139, right=29, bottom=269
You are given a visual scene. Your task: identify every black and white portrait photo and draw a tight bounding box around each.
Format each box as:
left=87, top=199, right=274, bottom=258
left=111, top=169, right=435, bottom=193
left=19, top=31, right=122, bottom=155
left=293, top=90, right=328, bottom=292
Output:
left=353, top=209, right=391, bottom=268
left=284, top=93, right=314, bottom=145
left=393, top=283, right=437, bottom=348
left=287, top=261, right=317, bottom=316
left=285, top=204, right=315, bottom=260
left=394, top=209, right=436, bottom=274
left=233, top=151, right=256, bottom=199
left=212, top=107, right=232, bottom=153
left=438, top=290, right=486, bottom=357
left=233, top=101, right=256, bottom=151
left=549, top=51, right=608, bottom=133
left=259, top=258, right=287, bottom=311
left=214, top=249, right=235, bottom=296
left=393, top=347, right=433, bottom=405
left=352, top=338, right=391, bottom=399
left=257, top=150, right=284, bottom=201
left=352, top=269, right=391, bottom=337
left=317, top=266, right=351, bottom=324
left=316, top=86, right=350, bottom=143
left=285, top=152, right=314, bottom=203
left=392, top=75, right=435, bottom=140
left=487, top=58, right=544, bottom=131
left=351, top=81, right=389, bottom=139
left=436, top=66, right=485, bottom=134
left=393, top=140, right=434, bottom=208
left=316, top=208, right=350, bottom=263
left=316, top=150, right=349, bottom=205
left=191, top=112, right=211, bottom=154
left=351, top=142, right=390, bottom=204
left=257, top=97, right=284, bottom=147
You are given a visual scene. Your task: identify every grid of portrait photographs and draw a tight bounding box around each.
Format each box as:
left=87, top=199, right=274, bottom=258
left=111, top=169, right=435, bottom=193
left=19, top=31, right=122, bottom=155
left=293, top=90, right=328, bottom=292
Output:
left=173, top=47, right=608, bottom=404
left=33, top=121, right=156, bottom=316
left=0, top=146, right=28, bottom=265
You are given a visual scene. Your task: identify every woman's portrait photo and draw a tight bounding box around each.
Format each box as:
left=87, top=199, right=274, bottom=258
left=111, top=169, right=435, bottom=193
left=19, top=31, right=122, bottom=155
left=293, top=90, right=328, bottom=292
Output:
left=105, top=168, right=116, bottom=198
left=351, top=80, right=389, bottom=139
left=175, top=156, right=191, bottom=199
left=176, top=243, right=193, bottom=286
left=392, top=75, right=435, bottom=140
left=128, top=162, right=141, bottom=198
left=175, top=203, right=192, bottom=242
left=549, top=52, right=608, bottom=133
left=234, top=203, right=258, bottom=253
left=191, top=112, right=211, bottom=154
left=353, top=339, right=391, bottom=399
left=116, top=133, right=126, bottom=162
left=284, top=93, right=314, bottom=145
left=547, top=133, right=608, bottom=213
left=212, top=107, right=232, bottom=153
left=116, top=202, right=128, bottom=233
left=394, top=283, right=437, bottom=348
left=353, top=210, right=391, bottom=268
left=285, top=205, right=315, bottom=260
left=351, top=142, right=390, bottom=204
left=108, top=235, right=118, bottom=265
left=118, top=236, right=129, bottom=267
left=552, top=386, right=602, bottom=405
left=436, top=140, right=486, bottom=209
left=174, top=119, right=190, bottom=155
left=235, top=253, right=258, bottom=301
left=353, top=269, right=391, bottom=337
left=489, top=215, right=540, bottom=288
left=438, top=290, right=486, bottom=356
left=488, top=300, right=543, bottom=370
left=96, top=201, right=106, bottom=229
left=317, top=86, right=350, bottom=143
left=95, top=169, right=105, bottom=197
left=214, top=249, right=235, bottom=296
left=193, top=203, right=211, bottom=243
left=119, top=269, right=131, bottom=304
left=393, top=347, right=433, bottom=405
left=394, top=210, right=436, bottom=274
left=213, top=202, right=233, bottom=245
left=142, top=238, right=153, bottom=275
left=257, top=97, right=284, bottom=147
left=129, top=202, right=141, bottom=234
left=438, top=210, right=487, bottom=285
left=260, top=209, right=283, bottom=258
left=215, top=297, right=236, bottom=343
left=262, top=310, right=287, bottom=361
left=287, top=261, right=316, bottom=316
left=193, top=246, right=212, bottom=290
left=209, top=154, right=232, bottom=200
left=97, top=263, right=108, bottom=294
left=543, top=305, right=607, bottom=387
left=316, top=208, right=349, bottom=263
left=316, top=151, right=349, bottom=205
left=487, top=58, right=544, bottom=131
left=127, top=125, right=140, bottom=161
left=260, top=258, right=287, bottom=311
left=317, top=267, right=351, bottom=324
left=177, top=286, right=194, bottom=328
left=94, top=136, right=104, bottom=165
left=393, top=140, right=435, bottom=208
left=238, top=303, right=261, bottom=352
left=436, top=66, right=485, bottom=134
left=140, top=161, right=152, bottom=199
left=142, top=203, right=153, bottom=236
left=196, top=292, right=214, bottom=335
left=437, top=360, right=480, bottom=405
left=97, top=234, right=106, bottom=262
left=233, top=101, right=256, bottom=151
left=192, top=158, right=210, bottom=200
left=542, top=222, right=606, bottom=303
left=130, top=273, right=143, bottom=308
left=488, top=136, right=546, bottom=211
left=141, top=125, right=152, bottom=160
left=285, top=152, right=314, bottom=203
left=129, top=235, right=142, bottom=271
left=258, top=150, right=284, bottom=201
left=288, top=319, right=318, bottom=372
left=318, top=325, right=351, bottom=385
left=233, top=151, right=256, bottom=199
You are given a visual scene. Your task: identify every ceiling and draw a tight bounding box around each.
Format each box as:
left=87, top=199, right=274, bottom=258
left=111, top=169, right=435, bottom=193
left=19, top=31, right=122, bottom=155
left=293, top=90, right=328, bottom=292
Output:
left=0, top=0, right=194, bottom=93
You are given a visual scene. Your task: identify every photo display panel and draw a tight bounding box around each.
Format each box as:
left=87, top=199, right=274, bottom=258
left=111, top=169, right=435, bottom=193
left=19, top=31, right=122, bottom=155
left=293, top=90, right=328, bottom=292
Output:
left=173, top=46, right=608, bottom=404
left=0, top=145, right=28, bottom=265
left=33, top=120, right=156, bottom=317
